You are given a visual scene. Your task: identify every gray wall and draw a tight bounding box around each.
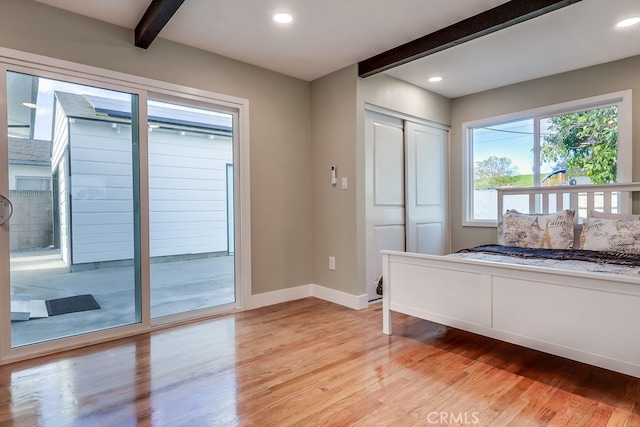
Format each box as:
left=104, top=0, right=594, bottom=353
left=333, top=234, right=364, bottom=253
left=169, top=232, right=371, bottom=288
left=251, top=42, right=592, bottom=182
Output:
left=450, top=55, right=640, bottom=251
left=310, top=66, right=359, bottom=295
left=0, top=0, right=312, bottom=296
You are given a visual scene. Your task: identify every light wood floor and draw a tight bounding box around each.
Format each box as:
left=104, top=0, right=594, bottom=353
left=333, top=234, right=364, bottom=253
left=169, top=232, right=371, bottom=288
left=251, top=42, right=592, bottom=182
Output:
left=1, top=298, right=638, bottom=426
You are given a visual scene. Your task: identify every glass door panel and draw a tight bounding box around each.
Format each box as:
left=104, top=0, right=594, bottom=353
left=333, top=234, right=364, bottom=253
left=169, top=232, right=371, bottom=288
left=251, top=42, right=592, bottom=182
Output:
left=7, top=71, right=141, bottom=347
left=147, top=100, right=235, bottom=319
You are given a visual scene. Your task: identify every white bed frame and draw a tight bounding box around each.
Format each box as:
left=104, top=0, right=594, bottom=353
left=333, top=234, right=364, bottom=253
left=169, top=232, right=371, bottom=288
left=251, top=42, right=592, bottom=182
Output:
left=382, top=182, right=640, bottom=378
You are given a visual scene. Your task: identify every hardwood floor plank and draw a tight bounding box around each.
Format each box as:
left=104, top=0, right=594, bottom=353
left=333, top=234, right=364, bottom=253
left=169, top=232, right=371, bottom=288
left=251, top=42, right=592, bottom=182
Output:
left=605, top=407, right=634, bottom=427
left=1, top=298, right=639, bottom=426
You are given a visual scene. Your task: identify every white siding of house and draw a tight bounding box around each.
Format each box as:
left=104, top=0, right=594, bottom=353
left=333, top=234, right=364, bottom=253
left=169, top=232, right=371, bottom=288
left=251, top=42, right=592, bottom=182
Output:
left=58, top=156, right=70, bottom=267
left=51, top=100, right=70, bottom=266
left=149, top=130, right=233, bottom=257
left=69, top=120, right=134, bottom=264
left=60, top=118, right=233, bottom=265
left=51, top=99, right=68, bottom=169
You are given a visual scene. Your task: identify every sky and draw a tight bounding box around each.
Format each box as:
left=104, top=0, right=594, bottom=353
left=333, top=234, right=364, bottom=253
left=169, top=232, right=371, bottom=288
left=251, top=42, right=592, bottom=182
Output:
left=472, top=118, right=555, bottom=176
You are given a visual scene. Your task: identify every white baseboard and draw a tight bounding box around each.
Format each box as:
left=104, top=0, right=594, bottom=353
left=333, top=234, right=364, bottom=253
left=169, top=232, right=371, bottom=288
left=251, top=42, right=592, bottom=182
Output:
left=249, top=285, right=313, bottom=310
left=249, top=284, right=369, bottom=310
left=311, top=285, right=369, bottom=310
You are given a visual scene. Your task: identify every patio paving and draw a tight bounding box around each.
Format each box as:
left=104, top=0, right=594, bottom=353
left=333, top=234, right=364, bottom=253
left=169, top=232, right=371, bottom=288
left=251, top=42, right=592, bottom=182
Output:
left=10, top=249, right=235, bottom=347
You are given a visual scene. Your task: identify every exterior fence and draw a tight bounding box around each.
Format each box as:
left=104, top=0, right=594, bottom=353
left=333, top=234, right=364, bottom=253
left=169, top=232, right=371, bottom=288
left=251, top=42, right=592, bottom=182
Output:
left=9, top=190, right=53, bottom=251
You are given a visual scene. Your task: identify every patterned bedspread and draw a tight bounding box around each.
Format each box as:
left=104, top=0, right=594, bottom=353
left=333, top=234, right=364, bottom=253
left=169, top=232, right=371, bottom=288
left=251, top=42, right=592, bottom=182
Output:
left=449, top=245, right=640, bottom=278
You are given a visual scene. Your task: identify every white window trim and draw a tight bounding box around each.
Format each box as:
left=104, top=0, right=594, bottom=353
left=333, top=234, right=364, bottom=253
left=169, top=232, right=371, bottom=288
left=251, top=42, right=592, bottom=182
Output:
left=462, top=90, right=632, bottom=227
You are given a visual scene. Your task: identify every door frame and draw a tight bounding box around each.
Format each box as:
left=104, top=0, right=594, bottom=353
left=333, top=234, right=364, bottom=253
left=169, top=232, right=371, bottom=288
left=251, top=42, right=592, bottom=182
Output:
left=364, top=104, right=450, bottom=302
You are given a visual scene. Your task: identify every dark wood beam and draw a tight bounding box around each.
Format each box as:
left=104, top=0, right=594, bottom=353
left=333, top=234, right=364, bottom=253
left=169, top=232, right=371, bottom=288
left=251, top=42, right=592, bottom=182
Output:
left=135, top=0, right=186, bottom=49
left=358, top=0, right=582, bottom=78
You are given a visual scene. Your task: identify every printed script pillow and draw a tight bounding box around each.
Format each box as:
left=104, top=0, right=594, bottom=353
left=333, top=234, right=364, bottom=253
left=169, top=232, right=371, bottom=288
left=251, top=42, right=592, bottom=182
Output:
left=589, top=210, right=640, bottom=221
left=580, top=218, right=640, bottom=253
left=498, top=209, right=575, bottom=249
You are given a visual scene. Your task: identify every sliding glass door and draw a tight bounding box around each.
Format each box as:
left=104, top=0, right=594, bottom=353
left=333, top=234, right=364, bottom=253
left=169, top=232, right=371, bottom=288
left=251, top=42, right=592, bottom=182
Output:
left=0, top=58, right=247, bottom=360
left=6, top=71, right=142, bottom=347
left=147, top=99, right=236, bottom=319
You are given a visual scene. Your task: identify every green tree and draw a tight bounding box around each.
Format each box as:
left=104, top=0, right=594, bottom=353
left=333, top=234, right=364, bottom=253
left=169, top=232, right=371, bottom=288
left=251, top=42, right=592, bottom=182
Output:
left=474, top=156, right=518, bottom=188
left=541, top=106, right=617, bottom=184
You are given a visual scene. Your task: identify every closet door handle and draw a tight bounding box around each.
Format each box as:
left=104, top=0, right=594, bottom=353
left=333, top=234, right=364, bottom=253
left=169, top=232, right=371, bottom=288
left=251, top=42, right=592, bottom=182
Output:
left=0, top=194, right=13, bottom=225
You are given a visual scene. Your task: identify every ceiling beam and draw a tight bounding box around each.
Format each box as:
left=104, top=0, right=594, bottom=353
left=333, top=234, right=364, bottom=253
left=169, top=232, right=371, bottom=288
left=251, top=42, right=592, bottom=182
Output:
left=135, top=0, right=186, bottom=49
left=358, top=0, right=582, bottom=78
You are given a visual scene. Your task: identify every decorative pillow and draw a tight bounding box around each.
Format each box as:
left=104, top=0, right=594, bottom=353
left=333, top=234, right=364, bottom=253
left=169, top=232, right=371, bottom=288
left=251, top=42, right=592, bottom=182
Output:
left=498, top=209, right=575, bottom=249
left=589, top=210, right=640, bottom=221
left=580, top=218, right=640, bottom=253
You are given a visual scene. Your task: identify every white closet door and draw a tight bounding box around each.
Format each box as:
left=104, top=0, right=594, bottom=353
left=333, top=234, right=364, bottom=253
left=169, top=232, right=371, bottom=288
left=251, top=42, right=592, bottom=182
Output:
left=365, top=111, right=405, bottom=301
left=405, top=122, right=449, bottom=255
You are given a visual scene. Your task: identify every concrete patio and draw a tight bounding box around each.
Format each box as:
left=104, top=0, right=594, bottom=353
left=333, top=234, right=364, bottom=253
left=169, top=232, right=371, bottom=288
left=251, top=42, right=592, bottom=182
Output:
left=10, top=249, right=235, bottom=347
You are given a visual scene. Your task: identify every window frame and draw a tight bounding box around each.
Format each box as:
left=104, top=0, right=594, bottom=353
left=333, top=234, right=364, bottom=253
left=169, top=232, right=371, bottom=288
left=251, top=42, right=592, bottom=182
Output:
left=462, top=90, right=632, bottom=227
left=15, top=176, right=51, bottom=191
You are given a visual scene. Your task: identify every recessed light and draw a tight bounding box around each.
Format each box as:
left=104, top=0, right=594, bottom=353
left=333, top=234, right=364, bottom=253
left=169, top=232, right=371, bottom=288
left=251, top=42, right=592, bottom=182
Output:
left=428, top=76, right=443, bottom=83
left=617, top=17, right=640, bottom=28
left=148, top=124, right=160, bottom=129
left=22, top=102, right=37, bottom=109
left=273, top=13, right=293, bottom=24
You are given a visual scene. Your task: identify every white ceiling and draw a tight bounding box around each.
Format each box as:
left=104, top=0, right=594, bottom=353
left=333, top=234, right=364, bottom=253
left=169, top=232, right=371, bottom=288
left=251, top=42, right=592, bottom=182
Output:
left=34, top=0, right=640, bottom=98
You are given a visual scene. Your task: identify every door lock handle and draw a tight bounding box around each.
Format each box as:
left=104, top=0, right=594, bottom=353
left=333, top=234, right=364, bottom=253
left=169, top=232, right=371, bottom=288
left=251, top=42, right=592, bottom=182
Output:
left=0, top=194, right=13, bottom=225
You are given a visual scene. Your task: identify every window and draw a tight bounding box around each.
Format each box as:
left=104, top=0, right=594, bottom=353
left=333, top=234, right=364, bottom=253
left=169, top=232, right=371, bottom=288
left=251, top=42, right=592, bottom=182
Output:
left=16, top=176, right=50, bottom=191
left=463, top=91, right=632, bottom=226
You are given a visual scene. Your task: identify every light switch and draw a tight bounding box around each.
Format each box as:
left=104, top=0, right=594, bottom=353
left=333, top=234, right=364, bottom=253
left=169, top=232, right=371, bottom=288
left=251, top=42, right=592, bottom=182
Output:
left=341, top=177, right=347, bottom=190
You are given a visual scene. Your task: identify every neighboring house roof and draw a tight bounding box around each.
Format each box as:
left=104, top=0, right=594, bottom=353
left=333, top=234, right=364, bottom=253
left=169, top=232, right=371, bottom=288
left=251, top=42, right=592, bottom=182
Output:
left=54, top=91, right=233, bottom=134
left=54, top=91, right=104, bottom=121
left=8, top=137, right=51, bottom=166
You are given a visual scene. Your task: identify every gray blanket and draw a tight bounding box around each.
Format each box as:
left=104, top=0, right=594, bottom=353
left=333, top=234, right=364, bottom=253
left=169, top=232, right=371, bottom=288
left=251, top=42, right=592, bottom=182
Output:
left=456, top=245, right=640, bottom=267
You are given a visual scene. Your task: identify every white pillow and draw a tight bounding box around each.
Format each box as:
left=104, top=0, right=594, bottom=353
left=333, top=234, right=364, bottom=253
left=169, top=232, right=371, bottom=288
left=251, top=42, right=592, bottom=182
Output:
left=589, top=210, right=640, bottom=221
left=580, top=218, right=640, bottom=253
left=498, top=209, right=575, bottom=249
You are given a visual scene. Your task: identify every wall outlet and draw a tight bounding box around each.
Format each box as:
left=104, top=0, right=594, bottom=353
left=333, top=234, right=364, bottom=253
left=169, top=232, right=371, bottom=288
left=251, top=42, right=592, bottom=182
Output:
left=329, top=256, right=336, bottom=270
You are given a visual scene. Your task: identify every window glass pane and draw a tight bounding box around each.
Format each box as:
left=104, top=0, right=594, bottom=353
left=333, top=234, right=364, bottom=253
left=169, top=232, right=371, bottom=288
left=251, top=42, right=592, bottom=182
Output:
left=7, top=71, right=141, bottom=347
left=471, top=119, right=534, bottom=220
left=147, top=100, right=235, bottom=319
left=16, top=177, right=51, bottom=191
left=540, top=105, right=618, bottom=186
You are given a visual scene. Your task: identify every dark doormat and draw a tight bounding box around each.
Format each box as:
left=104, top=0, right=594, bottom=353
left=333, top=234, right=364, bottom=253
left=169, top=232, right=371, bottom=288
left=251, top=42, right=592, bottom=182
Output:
left=45, top=294, right=101, bottom=316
